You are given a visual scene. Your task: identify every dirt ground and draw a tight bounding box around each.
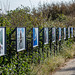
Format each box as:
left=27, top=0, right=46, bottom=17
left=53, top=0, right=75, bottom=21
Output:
left=53, top=58, right=75, bottom=75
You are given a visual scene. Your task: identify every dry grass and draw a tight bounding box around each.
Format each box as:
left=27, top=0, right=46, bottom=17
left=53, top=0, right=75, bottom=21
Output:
left=31, top=42, right=75, bottom=75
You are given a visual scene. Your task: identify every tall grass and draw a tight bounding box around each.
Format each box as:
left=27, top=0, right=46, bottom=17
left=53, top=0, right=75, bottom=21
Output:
left=31, top=40, right=75, bottom=75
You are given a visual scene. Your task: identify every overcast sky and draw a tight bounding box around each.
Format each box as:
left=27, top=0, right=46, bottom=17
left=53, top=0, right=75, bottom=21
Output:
left=0, top=0, right=72, bottom=13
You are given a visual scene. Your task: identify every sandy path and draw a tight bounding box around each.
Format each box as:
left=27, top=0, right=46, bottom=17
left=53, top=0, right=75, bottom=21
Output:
left=53, top=58, right=75, bottom=75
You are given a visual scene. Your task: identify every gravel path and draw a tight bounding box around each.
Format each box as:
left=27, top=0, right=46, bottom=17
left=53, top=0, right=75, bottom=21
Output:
left=53, top=58, right=75, bottom=75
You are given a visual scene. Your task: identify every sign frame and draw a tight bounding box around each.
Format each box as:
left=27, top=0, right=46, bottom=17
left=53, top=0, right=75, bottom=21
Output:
left=74, top=28, right=75, bottom=37
left=64, top=28, right=66, bottom=40
left=0, top=27, right=6, bottom=56
left=68, top=27, right=70, bottom=38
left=44, top=27, right=49, bottom=45
left=33, top=27, right=39, bottom=47
left=52, top=27, right=56, bottom=42
left=71, top=27, right=73, bottom=38
left=16, top=27, right=26, bottom=52
left=58, top=27, right=61, bottom=41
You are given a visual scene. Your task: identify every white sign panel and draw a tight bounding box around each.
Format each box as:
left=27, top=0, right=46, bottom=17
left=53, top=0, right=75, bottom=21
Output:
left=44, top=28, right=49, bottom=44
left=0, top=27, right=6, bottom=56
left=17, top=27, right=26, bottom=52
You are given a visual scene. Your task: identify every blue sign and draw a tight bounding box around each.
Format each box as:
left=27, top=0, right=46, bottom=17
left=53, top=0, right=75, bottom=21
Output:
left=33, top=28, right=39, bottom=47
left=71, top=27, right=73, bottom=37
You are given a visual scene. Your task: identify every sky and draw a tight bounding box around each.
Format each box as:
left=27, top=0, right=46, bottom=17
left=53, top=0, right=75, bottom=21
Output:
left=0, top=0, right=72, bottom=13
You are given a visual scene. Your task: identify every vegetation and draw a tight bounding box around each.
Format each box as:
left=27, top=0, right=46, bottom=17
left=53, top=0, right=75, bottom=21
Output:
left=0, top=1, right=75, bottom=28
left=31, top=39, right=75, bottom=75
left=0, top=1, right=75, bottom=75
